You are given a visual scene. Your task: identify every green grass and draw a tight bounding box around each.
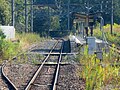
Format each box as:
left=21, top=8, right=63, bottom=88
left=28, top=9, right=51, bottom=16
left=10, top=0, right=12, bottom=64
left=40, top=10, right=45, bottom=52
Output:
left=1, top=40, right=19, bottom=60
left=16, top=32, right=45, bottom=50
left=77, top=46, right=120, bottom=90
left=0, top=32, right=45, bottom=63
left=76, top=24, right=120, bottom=89
left=94, top=23, right=120, bottom=46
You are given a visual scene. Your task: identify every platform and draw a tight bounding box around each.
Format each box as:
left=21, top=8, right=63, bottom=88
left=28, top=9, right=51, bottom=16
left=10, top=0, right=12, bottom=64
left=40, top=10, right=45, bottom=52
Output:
left=69, top=35, right=86, bottom=45
left=70, top=35, right=108, bottom=46
left=69, top=35, right=109, bottom=54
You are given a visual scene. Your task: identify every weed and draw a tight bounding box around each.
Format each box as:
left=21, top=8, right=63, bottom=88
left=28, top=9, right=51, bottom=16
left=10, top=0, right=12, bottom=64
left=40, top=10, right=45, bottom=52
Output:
left=77, top=46, right=120, bottom=90
left=31, top=59, right=40, bottom=65
left=0, top=32, right=45, bottom=63
left=1, top=40, right=19, bottom=60
left=94, top=24, right=120, bottom=46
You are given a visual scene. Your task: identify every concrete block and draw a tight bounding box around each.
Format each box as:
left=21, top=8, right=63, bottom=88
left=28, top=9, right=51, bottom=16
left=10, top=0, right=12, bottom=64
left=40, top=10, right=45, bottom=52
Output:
left=0, top=26, right=15, bottom=39
left=87, top=37, right=96, bottom=54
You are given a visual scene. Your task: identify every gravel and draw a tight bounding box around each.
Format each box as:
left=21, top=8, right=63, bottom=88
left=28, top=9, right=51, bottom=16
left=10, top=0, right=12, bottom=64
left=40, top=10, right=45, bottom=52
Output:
left=29, top=40, right=57, bottom=53
left=57, top=64, right=85, bottom=90
left=0, top=39, right=59, bottom=90
left=0, top=39, right=86, bottom=90
left=0, top=66, right=9, bottom=90
left=3, top=64, right=38, bottom=90
left=30, top=65, right=57, bottom=90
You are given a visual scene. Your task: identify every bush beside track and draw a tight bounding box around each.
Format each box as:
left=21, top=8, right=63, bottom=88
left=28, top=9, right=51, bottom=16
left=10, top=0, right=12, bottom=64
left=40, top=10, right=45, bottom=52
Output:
left=0, top=32, right=45, bottom=63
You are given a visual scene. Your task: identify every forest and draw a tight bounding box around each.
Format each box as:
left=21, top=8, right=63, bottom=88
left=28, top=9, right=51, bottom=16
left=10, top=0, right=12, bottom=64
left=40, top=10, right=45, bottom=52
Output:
left=0, top=0, right=120, bottom=36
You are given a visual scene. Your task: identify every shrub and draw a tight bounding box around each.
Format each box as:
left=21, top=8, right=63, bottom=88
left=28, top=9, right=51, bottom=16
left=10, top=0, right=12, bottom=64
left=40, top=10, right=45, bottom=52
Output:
left=77, top=46, right=120, bottom=90
left=1, top=40, right=19, bottom=60
left=0, top=29, right=6, bottom=60
left=94, top=24, right=120, bottom=46
left=16, top=33, right=44, bottom=50
left=0, top=29, right=6, bottom=39
left=0, top=29, right=20, bottom=61
left=0, top=32, right=45, bottom=63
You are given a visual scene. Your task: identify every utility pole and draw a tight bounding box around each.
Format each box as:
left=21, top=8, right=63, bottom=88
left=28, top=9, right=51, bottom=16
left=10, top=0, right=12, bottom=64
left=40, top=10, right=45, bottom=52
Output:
left=12, top=0, right=15, bottom=26
left=101, top=1, right=103, bottom=13
left=25, top=0, right=28, bottom=32
left=59, top=0, right=62, bottom=31
left=111, top=0, right=113, bottom=34
left=31, top=0, right=33, bottom=32
left=68, top=0, right=70, bottom=31
left=100, top=1, right=103, bottom=31
left=47, top=6, right=50, bottom=37
left=85, top=1, right=91, bottom=25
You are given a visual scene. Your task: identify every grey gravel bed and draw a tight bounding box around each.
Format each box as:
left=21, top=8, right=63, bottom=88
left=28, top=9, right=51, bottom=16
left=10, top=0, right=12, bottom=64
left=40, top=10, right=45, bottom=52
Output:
left=3, top=64, right=39, bottom=90
left=57, top=64, right=85, bottom=90
left=12, top=40, right=57, bottom=64
left=1, top=39, right=86, bottom=90
left=0, top=66, right=9, bottom=90
left=0, top=39, right=57, bottom=90
left=29, top=40, right=57, bottom=53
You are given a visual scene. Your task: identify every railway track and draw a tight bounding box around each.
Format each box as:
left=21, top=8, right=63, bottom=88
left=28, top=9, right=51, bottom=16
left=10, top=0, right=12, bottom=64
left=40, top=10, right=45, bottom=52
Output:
left=25, top=39, right=64, bottom=90
left=1, top=64, right=18, bottom=90
left=1, top=40, right=57, bottom=90
left=1, top=66, right=18, bottom=90
left=0, top=66, right=10, bottom=90
left=0, top=38, right=90, bottom=90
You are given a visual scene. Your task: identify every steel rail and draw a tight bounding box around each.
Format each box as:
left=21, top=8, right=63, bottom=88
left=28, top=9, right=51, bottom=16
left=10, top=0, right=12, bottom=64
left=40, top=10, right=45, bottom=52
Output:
left=1, top=41, right=55, bottom=90
left=1, top=65, right=18, bottom=90
left=1, top=40, right=58, bottom=90
left=25, top=40, right=59, bottom=90
left=52, top=40, right=64, bottom=90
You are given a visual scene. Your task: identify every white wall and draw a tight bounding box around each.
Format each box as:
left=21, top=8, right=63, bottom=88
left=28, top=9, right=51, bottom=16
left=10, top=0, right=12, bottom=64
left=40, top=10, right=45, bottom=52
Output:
left=0, top=26, right=15, bottom=39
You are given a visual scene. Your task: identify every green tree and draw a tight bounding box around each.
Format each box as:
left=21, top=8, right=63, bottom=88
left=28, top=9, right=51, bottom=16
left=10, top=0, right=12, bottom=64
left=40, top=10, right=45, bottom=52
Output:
left=33, top=7, right=49, bottom=36
left=12, top=0, right=120, bottom=34
left=114, top=0, right=120, bottom=24
left=0, top=0, right=11, bottom=25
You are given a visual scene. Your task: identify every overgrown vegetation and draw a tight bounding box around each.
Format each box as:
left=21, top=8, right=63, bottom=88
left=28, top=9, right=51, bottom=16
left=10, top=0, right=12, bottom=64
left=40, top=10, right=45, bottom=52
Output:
left=0, top=30, right=44, bottom=63
left=94, top=23, right=120, bottom=46
left=77, top=46, right=120, bottom=90
left=16, top=33, right=44, bottom=50
left=0, top=29, right=19, bottom=62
